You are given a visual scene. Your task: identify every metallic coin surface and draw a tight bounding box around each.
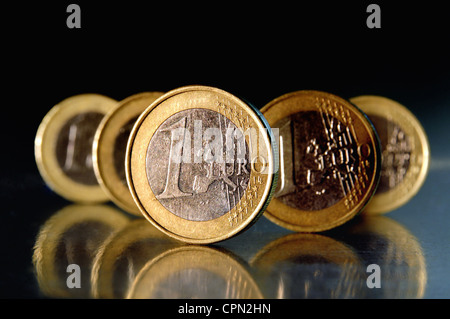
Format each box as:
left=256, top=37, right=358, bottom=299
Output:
left=126, top=86, right=278, bottom=244
left=35, top=94, right=118, bottom=203
left=93, top=92, right=164, bottom=215
left=350, top=95, right=430, bottom=214
left=146, top=108, right=251, bottom=221
left=261, top=90, right=381, bottom=232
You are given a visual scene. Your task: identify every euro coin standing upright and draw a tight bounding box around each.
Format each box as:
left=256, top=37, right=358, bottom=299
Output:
left=93, top=92, right=164, bottom=215
left=350, top=95, right=430, bottom=214
left=261, top=90, right=381, bottom=232
left=126, top=86, right=278, bottom=244
left=35, top=94, right=118, bottom=203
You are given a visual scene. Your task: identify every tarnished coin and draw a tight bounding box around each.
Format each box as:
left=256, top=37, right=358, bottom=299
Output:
left=93, top=92, right=164, bottom=215
left=261, top=90, right=381, bottom=232
left=35, top=94, right=118, bottom=203
left=126, top=85, right=278, bottom=244
left=350, top=95, right=430, bottom=214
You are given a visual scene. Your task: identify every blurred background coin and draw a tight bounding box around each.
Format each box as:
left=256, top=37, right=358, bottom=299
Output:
left=93, top=92, right=164, bottom=215
left=126, top=85, right=278, bottom=244
left=350, top=95, right=430, bottom=214
left=261, top=90, right=381, bottom=232
left=35, top=94, right=117, bottom=203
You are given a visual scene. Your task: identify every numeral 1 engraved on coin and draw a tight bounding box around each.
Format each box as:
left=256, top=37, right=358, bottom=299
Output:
left=157, top=116, right=193, bottom=200
left=57, top=112, right=104, bottom=185
left=127, top=86, right=277, bottom=244
left=35, top=94, right=117, bottom=203
left=146, top=108, right=251, bottom=222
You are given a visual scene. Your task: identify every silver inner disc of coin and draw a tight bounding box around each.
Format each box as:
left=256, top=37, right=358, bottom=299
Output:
left=146, top=108, right=251, bottom=221
left=56, top=112, right=104, bottom=185
left=275, top=111, right=366, bottom=211
left=369, top=115, right=411, bottom=194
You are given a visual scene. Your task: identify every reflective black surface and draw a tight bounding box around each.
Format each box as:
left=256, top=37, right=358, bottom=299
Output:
left=29, top=203, right=430, bottom=299
left=7, top=155, right=449, bottom=299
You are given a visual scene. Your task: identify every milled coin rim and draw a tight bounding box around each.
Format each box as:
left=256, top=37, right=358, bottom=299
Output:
left=261, top=90, right=381, bottom=232
left=126, top=85, right=277, bottom=244
left=350, top=95, right=430, bottom=214
left=35, top=94, right=117, bottom=203
left=93, top=92, right=165, bottom=215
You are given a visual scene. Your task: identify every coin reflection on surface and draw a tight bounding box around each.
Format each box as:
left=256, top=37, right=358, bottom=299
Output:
left=32, top=205, right=129, bottom=298
left=127, top=246, right=263, bottom=299
left=91, top=219, right=180, bottom=299
left=93, top=92, right=164, bottom=215
left=250, top=233, right=365, bottom=298
left=338, top=215, right=427, bottom=298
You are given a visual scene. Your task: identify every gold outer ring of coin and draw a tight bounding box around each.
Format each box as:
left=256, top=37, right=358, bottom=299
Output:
left=93, top=92, right=165, bottom=215
left=35, top=94, right=118, bottom=203
left=260, top=90, right=381, bottom=232
left=126, top=85, right=278, bottom=244
left=350, top=95, right=430, bottom=214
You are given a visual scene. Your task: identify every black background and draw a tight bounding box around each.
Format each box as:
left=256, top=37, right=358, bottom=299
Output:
left=5, top=1, right=450, bottom=172
left=2, top=1, right=450, bottom=301
left=5, top=1, right=449, bottom=170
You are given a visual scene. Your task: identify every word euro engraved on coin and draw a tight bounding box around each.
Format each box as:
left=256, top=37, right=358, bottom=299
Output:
left=261, top=90, right=381, bottom=232
left=35, top=94, right=118, bottom=203
left=126, top=86, right=278, bottom=244
left=93, top=92, right=164, bottom=215
left=146, top=108, right=251, bottom=221
left=350, top=95, right=430, bottom=214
